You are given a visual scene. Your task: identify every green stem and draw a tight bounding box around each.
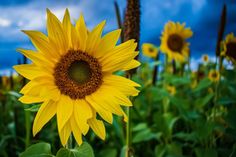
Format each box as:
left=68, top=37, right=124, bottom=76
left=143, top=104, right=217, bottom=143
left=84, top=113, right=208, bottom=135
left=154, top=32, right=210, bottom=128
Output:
left=25, top=111, right=31, bottom=149
left=126, top=106, right=132, bottom=157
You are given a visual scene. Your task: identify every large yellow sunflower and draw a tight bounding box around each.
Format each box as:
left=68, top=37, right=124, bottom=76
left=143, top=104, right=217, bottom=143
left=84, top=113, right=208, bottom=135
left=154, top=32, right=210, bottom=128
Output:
left=221, top=33, right=236, bottom=63
left=13, top=9, right=140, bottom=146
left=160, top=21, right=193, bottom=62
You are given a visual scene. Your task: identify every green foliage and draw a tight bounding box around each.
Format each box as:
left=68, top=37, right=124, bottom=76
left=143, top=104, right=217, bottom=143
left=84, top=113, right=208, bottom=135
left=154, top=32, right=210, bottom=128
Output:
left=19, top=143, right=53, bottom=157
left=2, top=55, right=236, bottom=157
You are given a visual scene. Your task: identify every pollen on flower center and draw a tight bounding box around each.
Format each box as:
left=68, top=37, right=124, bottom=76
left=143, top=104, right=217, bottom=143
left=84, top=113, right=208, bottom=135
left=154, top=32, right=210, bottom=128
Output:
left=54, top=50, right=103, bottom=99
left=167, top=34, right=183, bottom=52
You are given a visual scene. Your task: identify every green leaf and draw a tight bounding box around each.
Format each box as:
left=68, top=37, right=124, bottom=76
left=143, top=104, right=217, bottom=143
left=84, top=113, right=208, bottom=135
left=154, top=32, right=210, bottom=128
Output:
left=7, top=91, right=21, bottom=98
left=154, top=145, right=166, bottom=157
left=132, top=123, right=147, bottom=131
left=120, top=146, right=128, bottom=157
left=25, top=104, right=41, bottom=112
left=68, top=142, right=94, bottom=157
left=98, top=148, right=117, bottom=157
left=195, top=148, right=217, bottom=157
left=20, top=142, right=53, bottom=157
left=132, top=128, right=161, bottom=143
left=194, top=93, right=214, bottom=108
left=193, top=78, right=212, bottom=92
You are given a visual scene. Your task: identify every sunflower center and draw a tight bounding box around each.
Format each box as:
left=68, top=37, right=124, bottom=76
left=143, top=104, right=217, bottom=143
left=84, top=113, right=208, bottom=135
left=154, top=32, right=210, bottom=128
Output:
left=54, top=50, right=103, bottom=99
left=212, top=73, right=217, bottom=78
left=226, top=42, right=236, bottom=59
left=148, top=47, right=154, bottom=53
left=167, top=34, right=184, bottom=52
left=68, top=61, right=91, bottom=84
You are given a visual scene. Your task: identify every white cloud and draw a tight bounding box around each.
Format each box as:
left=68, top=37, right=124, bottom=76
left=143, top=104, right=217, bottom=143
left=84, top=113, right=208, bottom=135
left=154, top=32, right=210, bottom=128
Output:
left=0, top=17, right=11, bottom=27
left=0, top=0, right=122, bottom=42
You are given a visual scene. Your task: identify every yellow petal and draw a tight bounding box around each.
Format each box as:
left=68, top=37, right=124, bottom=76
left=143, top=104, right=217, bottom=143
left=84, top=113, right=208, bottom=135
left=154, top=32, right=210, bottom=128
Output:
left=90, top=88, right=124, bottom=116
left=122, top=60, right=141, bottom=71
left=17, top=48, right=53, bottom=68
left=46, top=9, right=68, bottom=54
left=70, top=115, right=83, bottom=145
left=13, top=64, right=49, bottom=80
left=86, top=96, right=113, bottom=124
left=40, top=86, right=61, bottom=101
left=95, top=29, right=121, bottom=58
left=33, top=100, right=57, bottom=136
left=76, top=14, right=88, bottom=51
left=57, top=95, right=73, bottom=132
left=103, top=74, right=140, bottom=96
left=19, top=95, right=44, bottom=104
left=86, top=21, right=106, bottom=55
left=100, top=40, right=138, bottom=72
left=74, top=100, right=92, bottom=135
left=88, top=115, right=106, bottom=140
left=59, top=121, right=71, bottom=146
left=99, top=85, right=133, bottom=107
left=21, top=30, right=59, bottom=61
left=62, top=8, right=72, bottom=48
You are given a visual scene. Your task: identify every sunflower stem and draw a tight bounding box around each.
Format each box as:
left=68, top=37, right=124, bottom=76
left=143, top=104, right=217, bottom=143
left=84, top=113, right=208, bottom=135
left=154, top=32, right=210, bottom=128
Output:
left=25, top=111, right=31, bottom=149
left=152, top=53, right=159, bottom=85
left=126, top=106, right=133, bottom=157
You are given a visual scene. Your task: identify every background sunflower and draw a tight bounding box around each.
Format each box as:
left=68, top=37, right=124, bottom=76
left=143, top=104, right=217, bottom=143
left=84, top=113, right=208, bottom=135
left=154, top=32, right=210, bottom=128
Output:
left=160, top=21, right=193, bottom=62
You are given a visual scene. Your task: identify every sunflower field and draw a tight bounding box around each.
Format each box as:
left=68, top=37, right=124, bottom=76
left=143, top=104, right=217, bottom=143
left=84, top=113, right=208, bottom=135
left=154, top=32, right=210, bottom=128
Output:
left=0, top=0, right=236, bottom=157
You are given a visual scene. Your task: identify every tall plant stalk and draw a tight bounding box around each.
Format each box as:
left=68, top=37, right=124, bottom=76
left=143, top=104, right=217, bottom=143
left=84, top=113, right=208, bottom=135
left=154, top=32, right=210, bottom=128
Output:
left=123, top=0, right=140, bottom=156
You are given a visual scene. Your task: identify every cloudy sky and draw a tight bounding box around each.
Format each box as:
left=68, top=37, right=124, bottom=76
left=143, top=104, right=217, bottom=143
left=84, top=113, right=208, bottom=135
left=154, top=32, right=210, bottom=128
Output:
left=0, top=0, right=235, bottom=74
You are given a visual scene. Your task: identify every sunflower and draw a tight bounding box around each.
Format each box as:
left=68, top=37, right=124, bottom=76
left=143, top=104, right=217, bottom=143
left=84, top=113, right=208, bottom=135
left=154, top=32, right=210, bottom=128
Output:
left=166, top=85, right=176, bottom=96
left=142, top=43, right=158, bottom=59
left=13, top=9, right=140, bottom=146
left=160, top=21, right=193, bottom=62
left=208, top=70, right=220, bottom=82
left=202, top=54, right=209, bottom=63
left=221, top=33, right=236, bottom=63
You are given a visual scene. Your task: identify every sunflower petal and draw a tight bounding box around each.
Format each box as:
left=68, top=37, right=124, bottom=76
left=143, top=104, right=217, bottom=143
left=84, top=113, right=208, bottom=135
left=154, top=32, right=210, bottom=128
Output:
left=46, top=9, right=68, bottom=54
left=122, top=60, right=141, bottom=71
left=57, top=95, right=73, bottom=132
left=13, top=64, right=49, bottom=80
left=33, top=100, right=57, bottom=136
left=86, top=96, right=113, bottom=124
left=59, top=121, right=71, bottom=146
left=86, top=20, right=106, bottom=55
left=103, top=74, right=140, bottom=96
left=19, top=95, right=44, bottom=104
left=70, top=115, right=83, bottom=145
left=62, top=9, right=72, bottom=48
left=17, top=49, right=53, bottom=68
left=74, top=100, right=92, bottom=135
left=95, top=29, right=121, bottom=58
left=76, top=14, right=88, bottom=51
left=88, top=115, right=106, bottom=140
left=21, top=30, right=59, bottom=61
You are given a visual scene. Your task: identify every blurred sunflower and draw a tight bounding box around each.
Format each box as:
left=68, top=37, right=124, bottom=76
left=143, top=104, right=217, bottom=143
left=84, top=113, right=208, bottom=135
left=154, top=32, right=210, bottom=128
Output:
left=142, top=43, right=158, bottom=59
left=166, top=85, right=176, bottom=96
left=202, top=54, right=209, bottom=63
left=160, top=21, right=193, bottom=62
left=221, top=33, right=236, bottom=63
left=208, top=70, right=220, bottom=82
left=13, top=9, right=140, bottom=146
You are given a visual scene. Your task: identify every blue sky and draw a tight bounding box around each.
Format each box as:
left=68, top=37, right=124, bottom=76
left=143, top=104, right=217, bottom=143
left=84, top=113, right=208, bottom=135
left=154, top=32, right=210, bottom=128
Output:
left=0, top=0, right=236, bottom=75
